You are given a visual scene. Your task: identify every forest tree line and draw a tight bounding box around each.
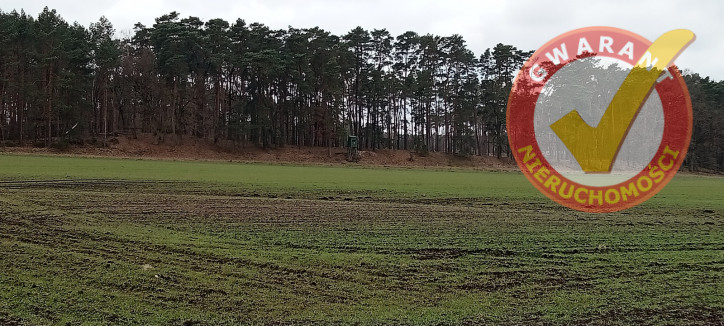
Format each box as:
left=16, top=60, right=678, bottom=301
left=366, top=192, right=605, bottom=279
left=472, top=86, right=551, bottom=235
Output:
left=0, top=8, right=722, bottom=171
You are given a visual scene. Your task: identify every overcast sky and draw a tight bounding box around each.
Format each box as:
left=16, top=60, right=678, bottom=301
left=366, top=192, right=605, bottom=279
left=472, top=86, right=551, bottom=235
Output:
left=1, top=0, right=722, bottom=80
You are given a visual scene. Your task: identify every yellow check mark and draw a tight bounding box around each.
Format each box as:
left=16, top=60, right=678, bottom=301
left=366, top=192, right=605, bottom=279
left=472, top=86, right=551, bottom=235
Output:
left=550, top=30, right=695, bottom=173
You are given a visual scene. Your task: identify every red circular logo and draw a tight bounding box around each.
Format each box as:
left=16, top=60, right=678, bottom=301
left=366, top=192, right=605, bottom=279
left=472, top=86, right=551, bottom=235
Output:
left=507, top=27, right=694, bottom=212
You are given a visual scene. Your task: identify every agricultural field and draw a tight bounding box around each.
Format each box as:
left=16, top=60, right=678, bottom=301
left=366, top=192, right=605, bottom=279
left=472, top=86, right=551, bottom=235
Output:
left=0, top=154, right=723, bottom=325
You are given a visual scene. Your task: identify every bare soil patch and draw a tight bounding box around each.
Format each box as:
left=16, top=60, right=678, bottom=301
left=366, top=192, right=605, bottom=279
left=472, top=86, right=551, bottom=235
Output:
left=1, top=133, right=517, bottom=170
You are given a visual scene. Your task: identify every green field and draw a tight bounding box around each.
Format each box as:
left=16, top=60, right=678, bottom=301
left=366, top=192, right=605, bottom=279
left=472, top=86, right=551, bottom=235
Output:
left=1, top=154, right=723, bottom=325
